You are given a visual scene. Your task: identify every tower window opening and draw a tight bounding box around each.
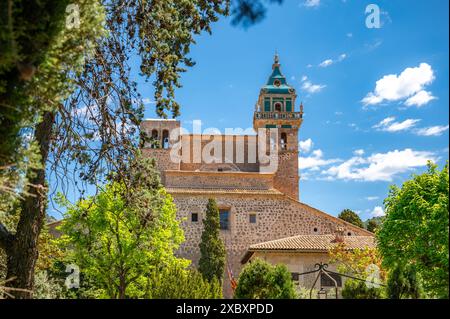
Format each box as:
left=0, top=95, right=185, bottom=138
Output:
left=274, top=102, right=282, bottom=112
left=280, top=132, right=287, bottom=150
left=151, top=129, right=159, bottom=149
left=162, top=129, right=170, bottom=149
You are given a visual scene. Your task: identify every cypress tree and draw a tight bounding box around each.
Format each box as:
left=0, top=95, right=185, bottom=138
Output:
left=198, top=198, right=226, bottom=283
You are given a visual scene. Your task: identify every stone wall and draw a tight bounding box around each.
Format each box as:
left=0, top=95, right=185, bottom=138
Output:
left=170, top=191, right=372, bottom=298
left=179, top=135, right=260, bottom=172
left=164, top=171, right=274, bottom=190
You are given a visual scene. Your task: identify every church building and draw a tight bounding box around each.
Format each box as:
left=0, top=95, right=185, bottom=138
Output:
left=141, top=55, right=374, bottom=297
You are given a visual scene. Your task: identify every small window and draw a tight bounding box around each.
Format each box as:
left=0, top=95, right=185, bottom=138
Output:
left=219, top=210, right=229, bottom=230
left=249, top=214, right=257, bottom=224
left=217, top=168, right=223, bottom=172
left=191, top=213, right=198, bottom=222
left=313, top=227, right=318, bottom=233
left=321, top=273, right=342, bottom=287
left=347, top=232, right=352, bottom=236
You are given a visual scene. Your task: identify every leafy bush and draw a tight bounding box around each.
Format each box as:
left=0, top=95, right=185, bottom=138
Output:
left=341, top=279, right=384, bottom=299
left=234, top=258, right=296, bottom=299
left=147, top=266, right=222, bottom=299
left=33, top=271, right=65, bottom=299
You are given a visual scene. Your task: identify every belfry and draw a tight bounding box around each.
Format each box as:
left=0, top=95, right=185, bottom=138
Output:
left=141, top=55, right=373, bottom=297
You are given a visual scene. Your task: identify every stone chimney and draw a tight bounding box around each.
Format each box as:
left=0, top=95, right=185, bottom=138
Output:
left=332, top=226, right=345, bottom=243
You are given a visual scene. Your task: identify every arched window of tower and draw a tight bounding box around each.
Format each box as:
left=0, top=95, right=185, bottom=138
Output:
left=151, top=129, right=159, bottom=149
left=280, top=132, right=287, bottom=150
left=162, top=129, right=170, bottom=149
left=274, top=102, right=282, bottom=112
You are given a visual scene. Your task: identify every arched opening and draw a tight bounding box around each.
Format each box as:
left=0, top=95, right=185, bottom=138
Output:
left=162, top=129, right=170, bottom=149
left=151, top=129, right=159, bottom=148
left=274, top=102, right=282, bottom=112
left=280, top=132, right=287, bottom=150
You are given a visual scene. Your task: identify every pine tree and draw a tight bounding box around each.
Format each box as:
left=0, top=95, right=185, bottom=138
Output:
left=198, top=198, right=226, bottom=283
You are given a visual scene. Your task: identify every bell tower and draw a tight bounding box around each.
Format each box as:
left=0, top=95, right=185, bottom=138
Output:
left=253, top=54, right=304, bottom=199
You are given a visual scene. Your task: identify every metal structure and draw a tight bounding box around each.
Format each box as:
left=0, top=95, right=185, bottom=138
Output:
left=296, top=262, right=386, bottom=299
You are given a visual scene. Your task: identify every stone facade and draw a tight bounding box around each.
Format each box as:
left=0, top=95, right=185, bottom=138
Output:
left=141, top=55, right=373, bottom=298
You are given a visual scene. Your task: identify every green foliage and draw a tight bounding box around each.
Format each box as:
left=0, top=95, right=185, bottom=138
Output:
left=366, top=219, right=379, bottom=233
left=32, top=271, right=65, bottom=299
left=341, top=279, right=384, bottom=299
left=198, top=198, right=226, bottom=283
left=234, top=258, right=296, bottom=299
left=147, top=266, right=222, bottom=299
left=377, top=162, right=449, bottom=298
left=56, top=157, right=188, bottom=299
left=387, top=264, right=423, bottom=299
left=338, top=209, right=364, bottom=228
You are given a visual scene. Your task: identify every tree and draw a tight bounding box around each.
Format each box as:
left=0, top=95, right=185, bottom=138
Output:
left=0, top=0, right=285, bottom=298
left=329, top=243, right=386, bottom=298
left=234, top=258, right=296, bottom=299
left=386, top=264, right=423, bottom=299
left=366, top=219, right=379, bottom=233
left=198, top=198, right=226, bottom=283
left=57, top=156, right=188, bottom=299
left=338, top=209, right=364, bottom=228
left=377, top=162, right=449, bottom=298
left=0, top=0, right=106, bottom=298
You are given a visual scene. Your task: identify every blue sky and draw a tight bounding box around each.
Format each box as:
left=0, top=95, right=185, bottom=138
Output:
left=140, top=0, right=449, bottom=221
left=50, top=0, right=449, bottom=221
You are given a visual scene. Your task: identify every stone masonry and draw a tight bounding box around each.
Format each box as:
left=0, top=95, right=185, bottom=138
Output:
left=141, top=55, right=373, bottom=297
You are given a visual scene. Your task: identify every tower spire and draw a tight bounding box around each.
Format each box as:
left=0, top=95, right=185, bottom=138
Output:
left=273, top=51, right=280, bottom=69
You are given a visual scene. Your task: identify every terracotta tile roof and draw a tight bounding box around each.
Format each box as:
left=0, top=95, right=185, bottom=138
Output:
left=241, top=234, right=375, bottom=264
left=165, top=187, right=283, bottom=195
left=248, top=234, right=376, bottom=252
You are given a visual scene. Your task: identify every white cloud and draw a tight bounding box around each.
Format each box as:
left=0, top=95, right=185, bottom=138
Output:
left=371, top=206, right=385, bottom=217
left=299, top=149, right=341, bottom=170
left=318, top=53, right=347, bottom=68
left=405, top=90, right=436, bottom=107
left=346, top=32, right=353, bottom=38
left=301, top=76, right=326, bottom=94
left=142, top=98, right=156, bottom=105
left=365, top=196, right=379, bottom=201
left=416, top=125, right=449, bottom=137
left=373, top=117, right=420, bottom=132
left=362, top=63, right=436, bottom=107
left=353, top=149, right=365, bottom=156
left=303, top=0, right=320, bottom=7
left=299, top=138, right=314, bottom=153
left=323, top=148, right=436, bottom=182
left=338, top=54, right=347, bottom=61
left=319, top=59, right=333, bottom=68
